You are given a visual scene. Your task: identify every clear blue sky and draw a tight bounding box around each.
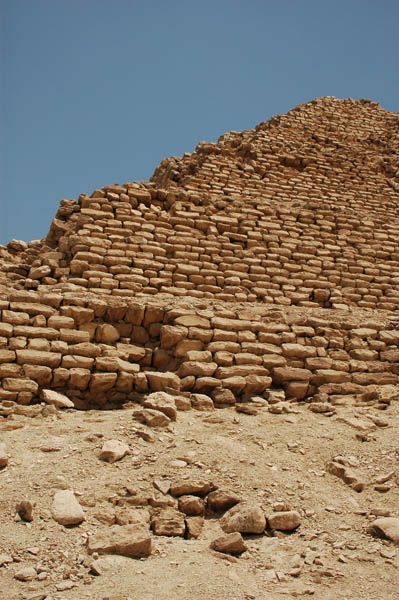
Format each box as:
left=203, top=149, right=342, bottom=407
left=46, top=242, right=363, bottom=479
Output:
left=1, top=0, right=398, bottom=244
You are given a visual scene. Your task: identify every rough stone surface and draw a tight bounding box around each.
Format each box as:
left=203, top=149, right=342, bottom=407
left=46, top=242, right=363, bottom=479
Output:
left=87, top=524, right=152, bottom=558
left=100, top=440, right=130, bottom=463
left=267, top=510, right=301, bottom=531
left=210, top=532, right=247, bottom=555
left=367, top=518, right=399, bottom=545
left=220, top=503, right=266, bottom=534
left=51, top=490, right=85, bottom=526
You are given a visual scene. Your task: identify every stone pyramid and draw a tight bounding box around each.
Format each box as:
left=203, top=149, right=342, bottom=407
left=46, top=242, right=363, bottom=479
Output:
left=1, top=96, right=399, bottom=411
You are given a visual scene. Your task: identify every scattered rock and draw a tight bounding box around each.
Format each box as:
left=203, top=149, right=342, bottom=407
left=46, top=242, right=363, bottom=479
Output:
left=100, top=440, right=129, bottom=463
left=151, top=508, right=186, bottom=537
left=178, top=495, right=205, bottom=516
left=326, top=459, right=365, bottom=492
left=88, top=524, right=152, bottom=558
left=185, top=516, right=204, bottom=539
left=268, top=510, right=301, bottom=531
left=133, top=408, right=171, bottom=427
left=220, top=503, right=266, bottom=534
left=90, top=555, right=132, bottom=576
left=14, top=566, right=37, bottom=581
left=170, top=479, right=216, bottom=497
left=153, top=478, right=171, bottom=495
left=51, top=490, right=85, bottom=526
left=143, top=392, right=177, bottom=420
left=207, top=489, right=241, bottom=512
left=367, top=518, right=399, bottom=544
left=210, top=532, right=247, bottom=555
left=40, top=389, right=74, bottom=408
left=16, top=500, right=34, bottom=522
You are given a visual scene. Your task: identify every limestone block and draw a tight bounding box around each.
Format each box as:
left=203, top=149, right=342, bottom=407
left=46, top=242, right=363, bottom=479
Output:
left=272, top=367, right=312, bottom=384
left=281, top=343, right=317, bottom=358
left=160, top=325, right=188, bottom=350
left=178, top=361, right=218, bottom=378
left=3, top=377, right=38, bottom=394
left=0, top=350, right=16, bottom=363
left=90, top=372, right=118, bottom=393
left=143, top=392, right=177, bottom=420
left=2, top=310, right=30, bottom=326
left=41, top=389, right=74, bottom=408
left=174, top=315, right=211, bottom=328
left=88, top=524, right=152, bottom=558
left=69, top=368, right=91, bottom=390
left=60, top=329, right=90, bottom=344
left=95, top=323, right=120, bottom=344
left=23, top=364, right=52, bottom=386
left=146, top=371, right=180, bottom=391
left=151, top=509, right=185, bottom=537
left=220, top=503, right=266, bottom=534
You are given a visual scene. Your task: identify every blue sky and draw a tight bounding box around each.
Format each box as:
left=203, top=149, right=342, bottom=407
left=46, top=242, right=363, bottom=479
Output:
left=1, top=0, right=398, bottom=244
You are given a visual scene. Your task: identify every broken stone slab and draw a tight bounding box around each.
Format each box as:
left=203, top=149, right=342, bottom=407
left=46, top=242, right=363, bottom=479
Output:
left=151, top=508, right=186, bottom=537
left=14, top=566, right=37, bottom=581
left=90, top=555, right=133, bottom=576
left=0, top=442, right=8, bottom=467
left=191, top=393, right=214, bottom=411
left=207, top=489, right=241, bottom=512
left=185, top=516, right=204, bottom=539
left=170, top=479, right=216, bottom=497
left=367, top=518, right=399, bottom=544
left=40, top=389, right=74, bottom=409
left=153, top=478, right=171, bottom=495
left=87, top=524, right=152, bottom=558
left=100, top=440, right=130, bottom=463
left=210, top=532, right=247, bottom=555
left=51, top=490, right=85, bottom=526
left=133, top=408, right=171, bottom=427
left=142, top=392, right=177, bottom=421
left=146, top=371, right=181, bottom=392
left=326, top=460, right=365, bottom=492
left=268, top=510, right=301, bottom=531
left=220, top=503, right=266, bottom=534
left=178, top=495, right=205, bottom=516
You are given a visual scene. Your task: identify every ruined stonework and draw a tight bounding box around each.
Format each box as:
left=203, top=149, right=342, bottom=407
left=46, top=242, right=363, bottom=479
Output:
left=1, top=96, right=399, bottom=409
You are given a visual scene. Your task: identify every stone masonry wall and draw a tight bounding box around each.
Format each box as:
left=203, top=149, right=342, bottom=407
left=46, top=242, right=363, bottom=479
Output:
left=1, top=290, right=398, bottom=410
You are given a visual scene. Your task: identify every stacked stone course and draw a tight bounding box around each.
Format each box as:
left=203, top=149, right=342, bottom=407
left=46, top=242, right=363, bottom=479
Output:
left=1, top=96, right=399, bottom=408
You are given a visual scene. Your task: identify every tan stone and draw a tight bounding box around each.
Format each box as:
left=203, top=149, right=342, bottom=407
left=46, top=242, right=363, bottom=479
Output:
left=220, top=503, right=266, bottom=534
left=210, top=532, right=247, bottom=555
left=272, top=366, right=312, bottom=384
left=146, top=371, right=180, bottom=391
left=151, top=509, right=185, bottom=537
left=268, top=510, right=301, bottom=531
left=96, top=323, right=121, bottom=344
left=88, top=524, right=152, bottom=557
left=16, top=349, right=61, bottom=368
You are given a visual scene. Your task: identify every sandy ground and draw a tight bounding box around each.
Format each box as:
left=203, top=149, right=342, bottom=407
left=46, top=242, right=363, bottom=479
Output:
left=1, top=393, right=399, bottom=600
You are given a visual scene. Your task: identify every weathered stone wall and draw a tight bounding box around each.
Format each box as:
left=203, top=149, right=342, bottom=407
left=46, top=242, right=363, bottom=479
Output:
left=1, top=97, right=399, bottom=409
left=1, top=289, right=398, bottom=409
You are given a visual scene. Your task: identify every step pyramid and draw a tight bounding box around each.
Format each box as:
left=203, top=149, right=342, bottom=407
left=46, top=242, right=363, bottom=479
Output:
left=1, top=96, right=399, bottom=410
